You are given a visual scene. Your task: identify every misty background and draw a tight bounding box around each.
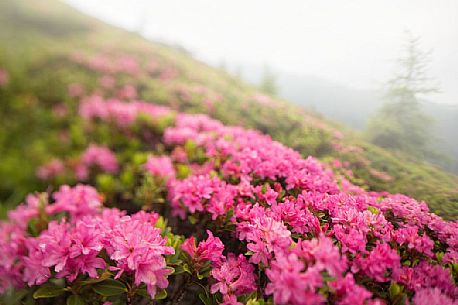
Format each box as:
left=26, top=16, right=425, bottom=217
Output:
left=65, top=0, right=458, bottom=172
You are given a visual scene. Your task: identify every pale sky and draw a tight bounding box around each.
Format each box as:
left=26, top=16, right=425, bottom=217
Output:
left=65, top=0, right=458, bottom=104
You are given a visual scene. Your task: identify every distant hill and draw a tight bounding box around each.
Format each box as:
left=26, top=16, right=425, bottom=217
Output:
left=240, top=65, right=458, bottom=173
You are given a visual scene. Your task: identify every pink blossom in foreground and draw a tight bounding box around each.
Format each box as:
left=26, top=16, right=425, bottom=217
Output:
left=329, top=274, right=373, bottom=305
left=0, top=186, right=173, bottom=299
left=49, top=184, right=102, bottom=219
left=210, top=254, right=256, bottom=297
left=413, top=288, right=457, bottom=305
left=265, top=253, right=324, bottom=305
left=104, top=214, right=174, bottom=298
left=353, top=242, right=400, bottom=282
left=181, top=230, right=224, bottom=264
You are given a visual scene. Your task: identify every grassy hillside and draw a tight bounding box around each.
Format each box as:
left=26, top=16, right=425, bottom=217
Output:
left=0, top=0, right=457, bottom=219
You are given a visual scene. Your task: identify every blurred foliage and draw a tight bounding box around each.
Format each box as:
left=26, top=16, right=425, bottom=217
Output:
left=0, top=0, right=457, bottom=219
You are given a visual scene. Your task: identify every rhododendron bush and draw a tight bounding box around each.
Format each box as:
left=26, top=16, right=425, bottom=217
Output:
left=1, top=88, right=457, bottom=305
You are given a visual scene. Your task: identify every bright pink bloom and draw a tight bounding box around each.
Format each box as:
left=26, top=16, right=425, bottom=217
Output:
left=330, top=274, right=372, bottom=305
left=293, top=235, right=347, bottom=277
left=49, top=184, right=102, bottom=219
left=210, top=254, right=256, bottom=296
left=353, top=242, right=400, bottom=282
left=181, top=230, right=224, bottom=264
left=413, top=288, right=457, bottom=305
left=103, top=214, right=174, bottom=298
left=266, top=253, right=324, bottom=305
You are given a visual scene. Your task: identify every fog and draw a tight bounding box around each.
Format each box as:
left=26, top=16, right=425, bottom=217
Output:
left=65, top=0, right=458, bottom=105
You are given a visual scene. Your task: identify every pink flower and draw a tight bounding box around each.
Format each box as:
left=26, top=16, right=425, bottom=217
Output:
left=68, top=83, right=84, bottom=97
left=0, top=68, right=8, bottom=87
left=25, top=220, right=105, bottom=283
left=144, top=155, right=175, bottom=181
left=81, top=144, right=119, bottom=174
left=210, top=254, right=256, bottom=296
left=221, top=294, right=243, bottom=305
left=413, top=288, right=457, bottom=305
left=237, top=209, right=291, bottom=265
left=270, top=197, right=320, bottom=234
left=103, top=214, right=174, bottom=298
left=353, top=242, right=400, bottom=282
left=181, top=230, right=224, bottom=264
left=169, top=174, right=235, bottom=219
left=36, top=158, right=65, bottom=180
left=22, top=238, right=51, bottom=286
left=393, top=225, right=434, bottom=257
left=266, top=253, right=324, bottom=305
left=117, top=85, right=137, bottom=100
left=79, top=97, right=172, bottom=127
left=8, top=193, right=42, bottom=228
left=49, top=184, right=102, bottom=219
left=330, top=274, right=372, bottom=305
left=293, top=235, right=347, bottom=277
left=99, top=75, right=116, bottom=89
left=116, top=55, right=140, bottom=75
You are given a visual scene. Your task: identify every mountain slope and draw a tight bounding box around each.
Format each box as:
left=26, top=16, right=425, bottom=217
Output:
left=0, top=0, right=457, bottom=219
left=241, top=67, right=458, bottom=173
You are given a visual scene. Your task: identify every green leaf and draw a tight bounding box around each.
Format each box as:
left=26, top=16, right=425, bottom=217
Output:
left=135, top=286, right=150, bottom=298
left=436, top=251, right=444, bottom=262
left=155, top=216, right=168, bottom=231
left=67, top=295, right=85, bottom=305
left=198, top=292, right=213, bottom=305
left=188, top=214, right=198, bottom=225
left=80, top=271, right=111, bottom=285
left=33, top=285, right=65, bottom=299
left=367, top=205, right=379, bottom=215
left=155, top=289, right=167, bottom=300
left=92, top=279, right=127, bottom=296
left=2, top=288, right=29, bottom=305
left=389, top=283, right=400, bottom=296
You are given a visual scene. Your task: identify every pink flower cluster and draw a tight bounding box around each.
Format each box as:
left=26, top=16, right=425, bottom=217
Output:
left=144, top=155, right=176, bottom=181
left=70, top=53, right=141, bottom=76
left=36, top=158, right=65, bottom=180
left=157, top=110, right=457, bottom=303
left=181, top=230, right=224, bottom=264
left=36, top=144, right=119, bottom=181
left=23, top=57, right=458, bottom=304
left=79, top=95, right=172, bottom=127
left=0, top=186, right=173, bottom=299
left=0, top=68, right=9, bottom=87
left=104, top=211, right=174, bottom=297
left=211, top=254, right=256, bottom=305
left=168, top=174, right=237, bottom=220
left=77, top=144, right=119, bottom=179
